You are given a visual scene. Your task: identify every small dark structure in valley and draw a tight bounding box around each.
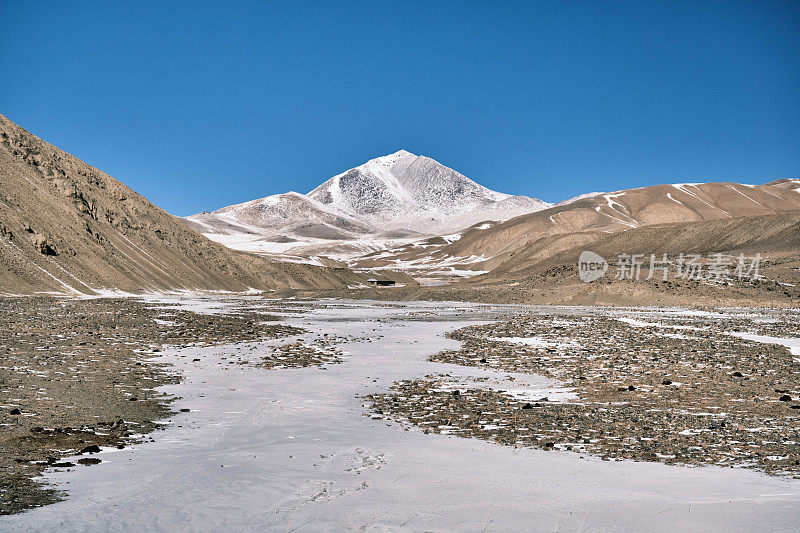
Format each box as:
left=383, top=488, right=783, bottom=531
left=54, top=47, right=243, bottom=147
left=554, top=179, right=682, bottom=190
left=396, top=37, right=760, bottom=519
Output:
left=367, top=278, right=396, bottom=286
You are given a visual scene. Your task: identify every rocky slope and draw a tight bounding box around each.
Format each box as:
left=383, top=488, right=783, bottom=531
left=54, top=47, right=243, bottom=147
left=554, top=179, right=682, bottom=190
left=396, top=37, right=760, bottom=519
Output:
left=0, top=113, right=362, bottom=295
left=185, top=150, right=549, bottom=259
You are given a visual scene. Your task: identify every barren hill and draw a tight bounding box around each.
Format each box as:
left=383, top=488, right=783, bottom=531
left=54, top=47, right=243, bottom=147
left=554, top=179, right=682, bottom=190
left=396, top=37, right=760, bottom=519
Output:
left=463, top=213, right=800, bottom=306
left=352, top=181, right=800, bottom=277
left=478, top=213, right=800, bottom=282
left=330, top=214, right=800, bottom=307
left=0, top=113, right=362, bottom=295
left=447, top=182, right=800, bottom=259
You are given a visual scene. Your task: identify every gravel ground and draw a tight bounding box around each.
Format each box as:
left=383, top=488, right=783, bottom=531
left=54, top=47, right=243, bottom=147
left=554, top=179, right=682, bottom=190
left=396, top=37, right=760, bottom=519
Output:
left=0, top=297, right=301, bottom=515
left=366, top=308, right=800, bottom=476
left=251, top=340, right=343, bottom=369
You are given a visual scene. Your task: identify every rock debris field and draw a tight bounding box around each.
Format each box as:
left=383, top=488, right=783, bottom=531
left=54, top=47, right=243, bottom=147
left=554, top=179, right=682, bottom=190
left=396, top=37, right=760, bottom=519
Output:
left=368, top=309, right=800, bottom=476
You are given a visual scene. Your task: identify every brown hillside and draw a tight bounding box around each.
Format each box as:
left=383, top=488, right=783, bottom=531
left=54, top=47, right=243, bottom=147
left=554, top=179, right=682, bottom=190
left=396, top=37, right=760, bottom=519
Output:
left=0, top=113, right=361, bottom=295
left=352, top=181, right=800, bottom=274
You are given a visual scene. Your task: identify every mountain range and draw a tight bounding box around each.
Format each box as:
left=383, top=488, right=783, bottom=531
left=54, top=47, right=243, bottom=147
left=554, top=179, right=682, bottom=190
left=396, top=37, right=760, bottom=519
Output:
left=1, top=112, right=799, bottom=304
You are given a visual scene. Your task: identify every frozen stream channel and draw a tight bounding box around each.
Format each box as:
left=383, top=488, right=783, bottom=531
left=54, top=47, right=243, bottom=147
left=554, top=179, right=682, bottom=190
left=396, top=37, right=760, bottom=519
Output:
left=3, top=300, right=800, bottom=532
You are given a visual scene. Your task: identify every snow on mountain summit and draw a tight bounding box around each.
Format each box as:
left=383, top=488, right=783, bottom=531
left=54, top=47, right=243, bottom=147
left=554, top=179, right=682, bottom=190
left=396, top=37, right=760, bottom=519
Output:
left=307, top=149, right=543, bottom=225
left=185, top=151, right=550, bottom=259
left=307, top=150, right=417, bottom=219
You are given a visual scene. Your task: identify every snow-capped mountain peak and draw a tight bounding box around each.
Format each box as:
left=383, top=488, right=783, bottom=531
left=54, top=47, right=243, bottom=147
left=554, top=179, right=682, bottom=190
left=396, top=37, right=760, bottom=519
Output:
left=368, top=149, right=415, bottom=167
left=185, top=151, right=551, bottom=260
left=307, top=150, right=418, bottom=218
left=306, top=150, right=533, bottom=224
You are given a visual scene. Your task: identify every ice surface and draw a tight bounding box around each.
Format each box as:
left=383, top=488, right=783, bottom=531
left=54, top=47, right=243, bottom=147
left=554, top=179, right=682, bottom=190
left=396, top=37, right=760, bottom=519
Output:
left=488, top=336, right=580, bottom=349
left=729, top=332, right=800, bottom=357
left=3, top=301, right=799, bottom=532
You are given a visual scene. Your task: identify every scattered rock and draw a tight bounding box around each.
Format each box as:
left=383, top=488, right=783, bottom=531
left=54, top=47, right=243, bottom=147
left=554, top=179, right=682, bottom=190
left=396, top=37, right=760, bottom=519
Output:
left=31, top=234, right=57, bottom=256
left=370, top=311, right=800, bottom=477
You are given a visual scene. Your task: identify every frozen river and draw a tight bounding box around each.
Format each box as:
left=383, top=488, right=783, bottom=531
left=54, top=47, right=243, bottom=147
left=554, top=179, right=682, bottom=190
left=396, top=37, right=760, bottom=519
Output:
left=3, top=300, right=799, bottom=532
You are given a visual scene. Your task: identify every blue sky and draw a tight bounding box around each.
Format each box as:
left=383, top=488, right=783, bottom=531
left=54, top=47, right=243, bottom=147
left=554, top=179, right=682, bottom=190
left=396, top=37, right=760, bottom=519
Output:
left=2, top=1, right=798, bottom=216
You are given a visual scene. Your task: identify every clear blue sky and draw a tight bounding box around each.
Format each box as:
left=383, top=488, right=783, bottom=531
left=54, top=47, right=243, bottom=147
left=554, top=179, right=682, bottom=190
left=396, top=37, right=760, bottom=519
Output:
left=2, top=1, right=798, bottom=216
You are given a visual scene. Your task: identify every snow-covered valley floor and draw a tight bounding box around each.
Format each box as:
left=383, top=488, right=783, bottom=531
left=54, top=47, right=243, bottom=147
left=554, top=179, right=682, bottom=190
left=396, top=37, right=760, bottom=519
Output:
left=3, top=300, right=799, bottom=532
